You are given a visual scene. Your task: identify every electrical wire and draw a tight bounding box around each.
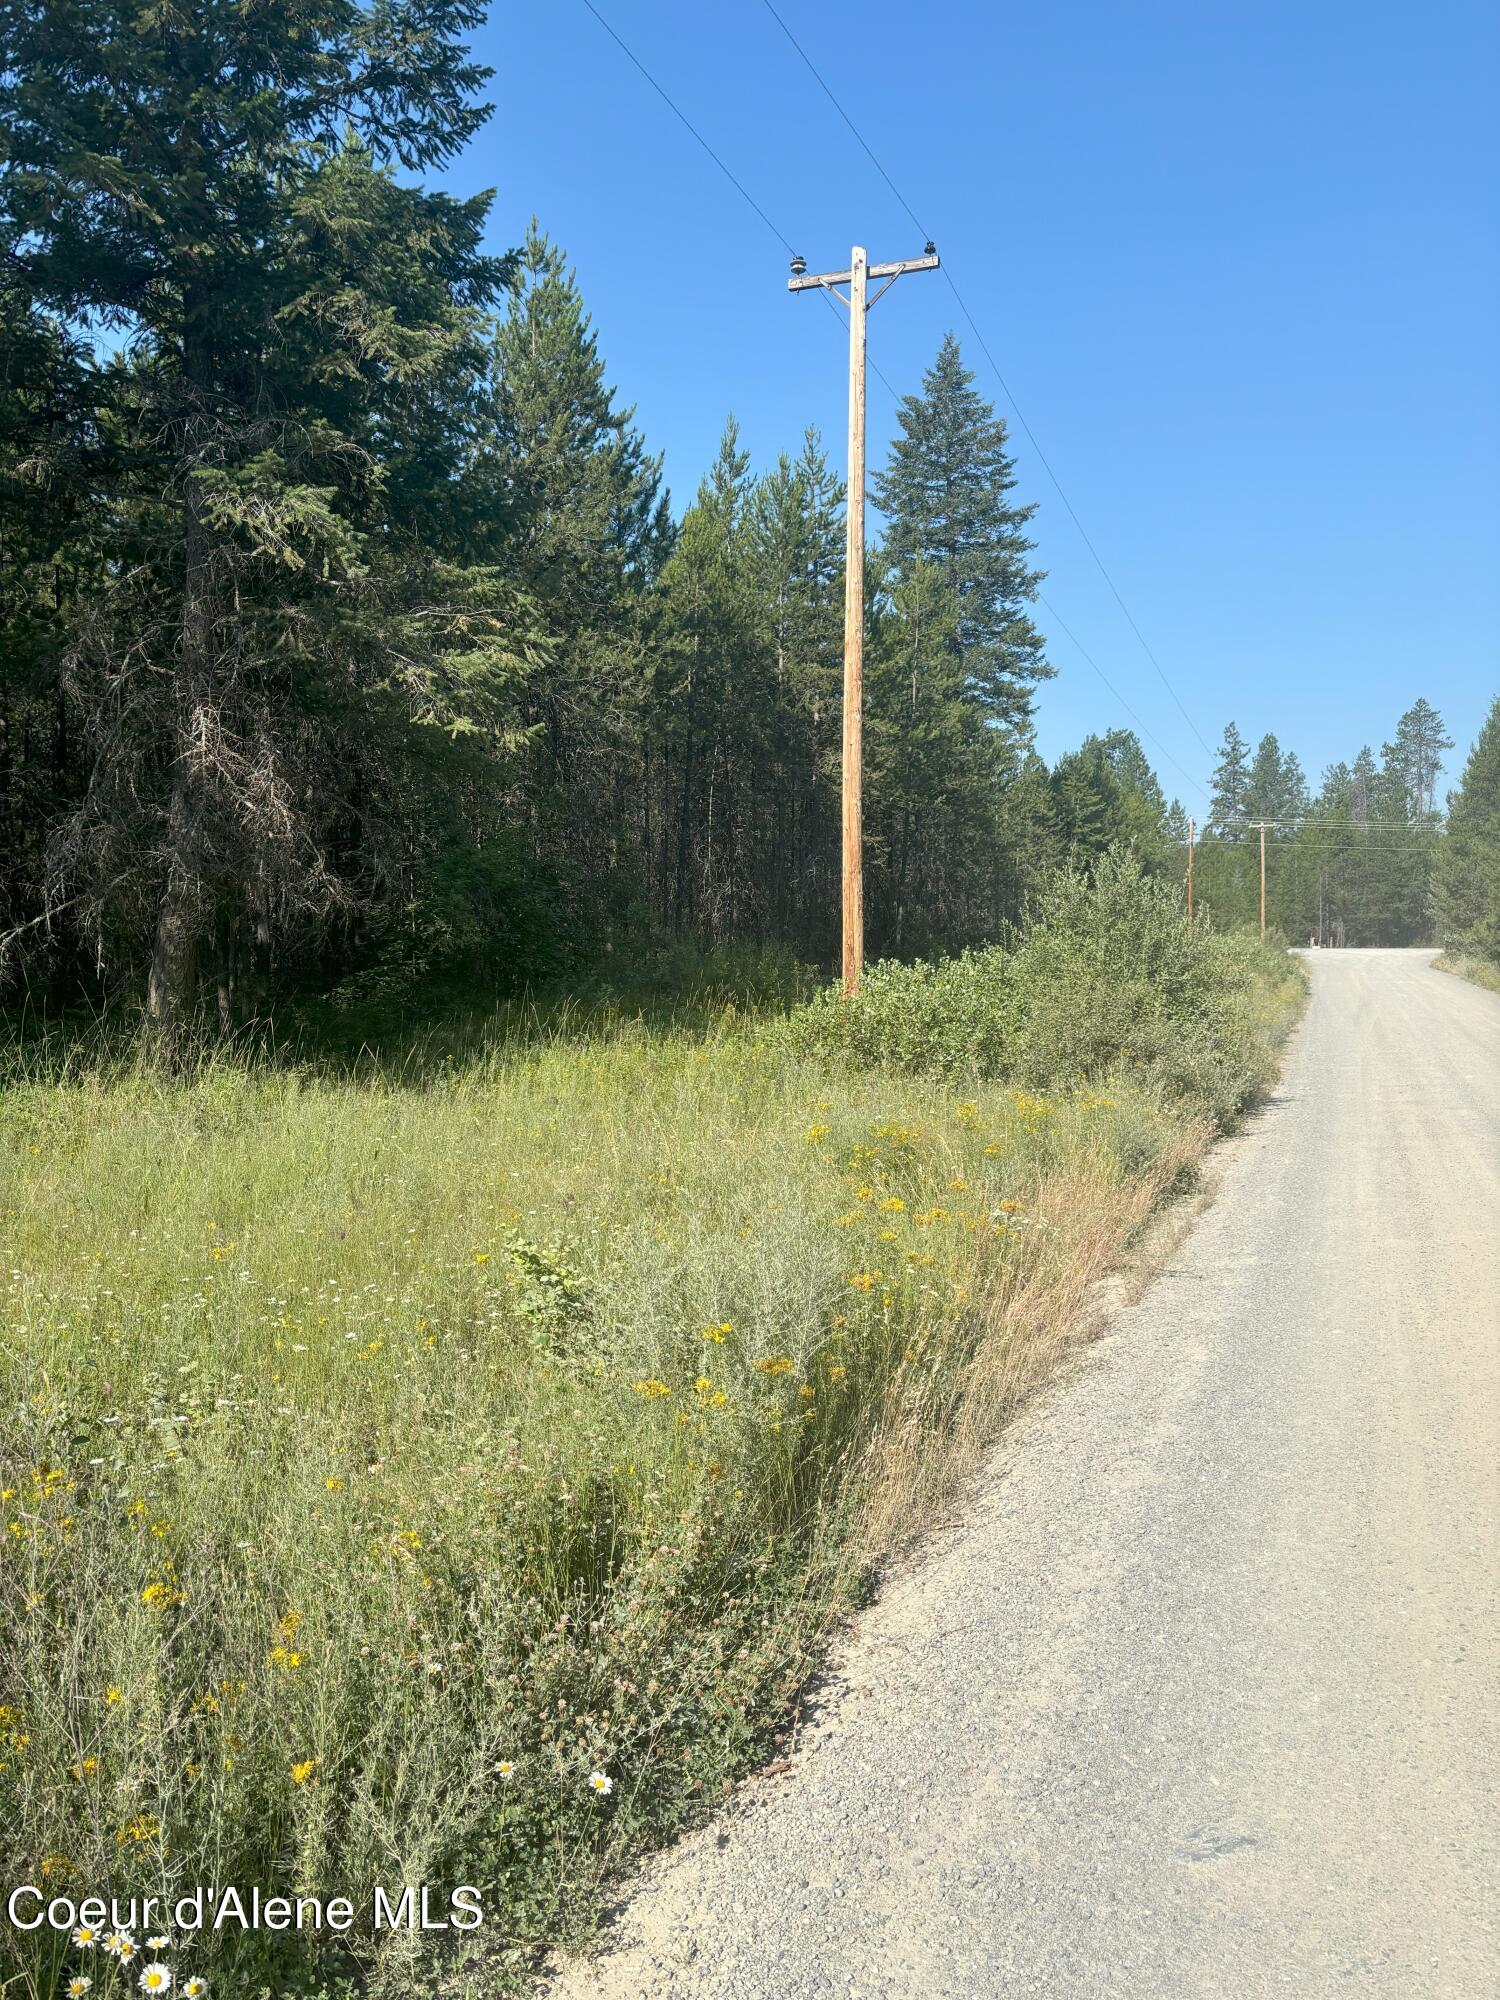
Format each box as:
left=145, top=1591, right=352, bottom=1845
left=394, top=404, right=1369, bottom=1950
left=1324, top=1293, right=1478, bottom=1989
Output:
left=577, top=0, right=900, bottom=421
left=755, top=0, right=1219, bottom=763
left=1037, top=593, right=1210, bottom=804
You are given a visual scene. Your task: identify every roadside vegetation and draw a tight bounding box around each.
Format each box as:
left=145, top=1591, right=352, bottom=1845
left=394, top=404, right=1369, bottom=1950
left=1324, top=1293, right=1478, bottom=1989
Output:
left=1433, top=695, right=1500, bottom=987
left=1434, top=954, right=1500, bottom=996
left=2, top=868, right=1303, bottom=2000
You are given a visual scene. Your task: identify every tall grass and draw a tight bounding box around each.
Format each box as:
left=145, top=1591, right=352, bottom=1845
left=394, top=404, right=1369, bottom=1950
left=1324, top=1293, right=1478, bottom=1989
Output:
left=1, top=876, right=1304, bottom=1999
left=1433, top=951, right=1500, bottom=996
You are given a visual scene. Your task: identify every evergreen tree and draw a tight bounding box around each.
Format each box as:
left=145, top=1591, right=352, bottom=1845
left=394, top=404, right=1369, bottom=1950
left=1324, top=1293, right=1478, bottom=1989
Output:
left=1246, top=732, right=1303, bottom=823
left=1434, top=697, right=1500, bottom=962
left=1049, top=731, right=1168, bottom=868
left=873, top=333, right=1050, bottom=735
left=866, top=552, right=1013, bottom=952
left=744, top=430, right=845, bottom=951
left=1383, top=698, right=1454, bottom=820
left=1208, top=722, right=1251, bottom=835
left=0, top=0, right=539, bottom=1031
left=486, top=223, right=668, bottom=905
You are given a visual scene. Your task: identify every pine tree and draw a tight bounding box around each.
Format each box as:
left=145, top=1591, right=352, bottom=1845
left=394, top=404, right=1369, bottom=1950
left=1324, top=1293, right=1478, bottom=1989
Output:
left=744, top=430, right=845, bottom=951
left=0, top=0, right=539, bottom=1031
left=1208, top=722, right=1251, bottom=835
left=1383, top=699, right=1454, bottom=820
left=873, top=333, right=1050, bottom=735
left=1434, top=697, right=1500, bottom=962
left=1246, top=732, right=1298, bottom=823
left=1049, top=731, right=1168, bottom=868
left=486, top=223, right=668, bottom=898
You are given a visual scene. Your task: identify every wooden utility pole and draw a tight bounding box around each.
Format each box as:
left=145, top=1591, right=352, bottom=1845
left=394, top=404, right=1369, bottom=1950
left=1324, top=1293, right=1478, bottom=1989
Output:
left=1186, top=815, right=1195, bottom=924
left=1257, top=821, right=1267, bottom=937
left=789, top=244, right=940, bottom=995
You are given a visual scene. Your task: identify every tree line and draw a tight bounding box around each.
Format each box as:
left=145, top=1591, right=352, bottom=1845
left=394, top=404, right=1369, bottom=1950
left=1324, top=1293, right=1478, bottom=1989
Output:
left=2, top=0, right=1493, bottom=1036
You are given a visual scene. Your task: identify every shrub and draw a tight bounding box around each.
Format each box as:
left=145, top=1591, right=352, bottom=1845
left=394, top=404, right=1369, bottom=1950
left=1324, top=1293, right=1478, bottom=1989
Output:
left=779, top=852, right=1300, bottom=1126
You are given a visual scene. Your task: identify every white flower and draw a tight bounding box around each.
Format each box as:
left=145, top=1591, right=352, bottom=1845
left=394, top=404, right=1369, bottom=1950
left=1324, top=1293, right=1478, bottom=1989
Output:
left=182, top=1981, right=209, bottom=1998
left=587, top=1769, right=613, bottom=1796
left=495, top=1760, right=515, bottom=1780
left=138, top=1964, right=173, bottom=1993
left=103, top=1933, right=136, bottom=1960
left=67, top=1979, right=93, bottom=1997
left=72, top=1925, right=100, bottom=1949
left=146, top=1936, right=171, bottom=1950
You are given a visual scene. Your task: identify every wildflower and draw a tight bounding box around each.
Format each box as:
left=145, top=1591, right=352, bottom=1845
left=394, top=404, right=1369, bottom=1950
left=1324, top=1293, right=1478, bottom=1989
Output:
left=105, top=1687, right=123, bottom=1705
left=102, top=1932, right=136, bottom=1959
left=69, top=1757, right=98, bottom=1779
left=803, top=1123, right=830, bottom=1144
left=495, top=1760, right=515, bottom=1781
left=116, top=1816, right=160, bottom=1846
left=699, top=1321, right=731, bottom=1343
left=67, top=1979, right=93, bottom=1997
left=587, top=1770, right=613, bottom=1796
left=324, top=1476, right=345, bottom=1491
left=826, top=1364, right=847, bottom=1381
left=72, top=1923, right=100, bottom=1949
left=182, top=1981, right=209, bottom=1998
left=630, top=1378, right=671, bottom=1398
left=146, top=1935, right=171, bottom=1950
left=138, top=1966, right=173, bottom=1994
left=998, top=1198, right=1025, bottom=1214
left=290, top=1758, right=317, bottom=1785
left=754, top=1356, right=793, bottom=1376
left=846, top=1270, right=879, bottom=1291
left=878, top=1196, right=905, bottom=1213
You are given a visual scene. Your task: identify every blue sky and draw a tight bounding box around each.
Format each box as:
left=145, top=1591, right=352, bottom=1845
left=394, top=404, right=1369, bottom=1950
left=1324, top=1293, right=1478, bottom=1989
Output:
left=451, top=0, right=1497, bottom=810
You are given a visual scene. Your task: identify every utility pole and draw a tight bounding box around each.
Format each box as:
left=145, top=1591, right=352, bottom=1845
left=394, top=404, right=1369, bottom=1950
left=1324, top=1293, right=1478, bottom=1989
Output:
left=1186, top=815, right=1195, bottom=924
left=789, top=243, right=940, bottom=996
left=1257, top=821, right=1267, bottom=937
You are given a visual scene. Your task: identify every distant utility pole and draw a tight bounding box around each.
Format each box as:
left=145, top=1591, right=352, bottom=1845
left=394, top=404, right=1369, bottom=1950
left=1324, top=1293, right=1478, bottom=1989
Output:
left=789, top=242, right=940, bottom=996
left=1187, top=815, right=1195, bottom=924
left=1256, top=821, right=1267, bottom=937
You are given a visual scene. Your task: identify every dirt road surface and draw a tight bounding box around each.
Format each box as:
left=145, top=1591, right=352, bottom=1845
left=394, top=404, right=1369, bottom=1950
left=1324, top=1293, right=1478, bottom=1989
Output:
left=539, top=950, right=1499, bottom=1999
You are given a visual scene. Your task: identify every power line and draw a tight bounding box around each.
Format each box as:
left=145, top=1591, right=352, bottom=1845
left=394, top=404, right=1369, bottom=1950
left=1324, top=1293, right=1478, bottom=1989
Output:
left=1038, top=593, right=1210, bottom=805
left=580, top=0, right=794, bottom=254
left=755, top=0, right=1219, bottom=764
left=1217, top=819, right=1443, bottom=830
left=577, top=0, right=900, bottom=412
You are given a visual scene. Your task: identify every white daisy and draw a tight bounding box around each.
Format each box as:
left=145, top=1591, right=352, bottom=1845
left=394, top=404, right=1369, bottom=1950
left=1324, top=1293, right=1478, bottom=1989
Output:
left=587, top=1769, right=613, bottom=1796
left=138, top=1964, right=173, bottom=1993
left=72, top=1924, right=100, bottom=1949
left=182, top=1981, right=209, bottom=1998
left=66, top=1979, right=93, bottom=1997
left=102, top=1933, right=136, bottom=1960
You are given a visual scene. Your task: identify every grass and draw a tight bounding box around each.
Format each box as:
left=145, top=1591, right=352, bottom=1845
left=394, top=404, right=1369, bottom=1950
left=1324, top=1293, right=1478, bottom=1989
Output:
left=1433, top=951, right=1500, bottom=996
left=1, top=879, right=1305, bottom=2000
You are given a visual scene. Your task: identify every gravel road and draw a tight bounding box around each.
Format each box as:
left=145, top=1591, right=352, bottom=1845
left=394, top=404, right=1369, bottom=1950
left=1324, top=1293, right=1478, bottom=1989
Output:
left=539, top=949, right=1499, bottom=1999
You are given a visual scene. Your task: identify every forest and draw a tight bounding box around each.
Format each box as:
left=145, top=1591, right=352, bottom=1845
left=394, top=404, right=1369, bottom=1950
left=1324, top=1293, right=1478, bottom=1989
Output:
left=3, top=0, right=1495, bottom=1045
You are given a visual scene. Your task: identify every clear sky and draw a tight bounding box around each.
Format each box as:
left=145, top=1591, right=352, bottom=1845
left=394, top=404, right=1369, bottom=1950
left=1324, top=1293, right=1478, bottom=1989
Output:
left=450, top=0, right=1498, bottom=811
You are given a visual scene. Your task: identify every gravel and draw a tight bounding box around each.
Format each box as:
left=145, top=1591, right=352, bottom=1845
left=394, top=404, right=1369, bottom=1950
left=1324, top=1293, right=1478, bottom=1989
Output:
left=536, top=949, right=1499, bottom=1999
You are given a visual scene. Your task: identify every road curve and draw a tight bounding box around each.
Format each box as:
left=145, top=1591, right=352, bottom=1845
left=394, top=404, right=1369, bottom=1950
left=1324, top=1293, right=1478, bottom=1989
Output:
left=540, top=950, right=1500, bottom=2000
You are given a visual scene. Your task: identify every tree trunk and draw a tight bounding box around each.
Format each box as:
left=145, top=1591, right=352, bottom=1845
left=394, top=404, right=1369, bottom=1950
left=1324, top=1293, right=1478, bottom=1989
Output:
left=147, top=320, right=213, bottom=1039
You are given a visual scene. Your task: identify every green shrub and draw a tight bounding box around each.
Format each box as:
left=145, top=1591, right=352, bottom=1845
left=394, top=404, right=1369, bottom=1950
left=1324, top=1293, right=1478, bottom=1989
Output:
left=779, top=852, right=1301, bottom=1126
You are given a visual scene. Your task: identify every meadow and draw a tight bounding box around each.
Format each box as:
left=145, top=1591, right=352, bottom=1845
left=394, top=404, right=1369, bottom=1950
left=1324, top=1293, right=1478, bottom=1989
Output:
left=1, top=870, right=1304, bottom=1999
